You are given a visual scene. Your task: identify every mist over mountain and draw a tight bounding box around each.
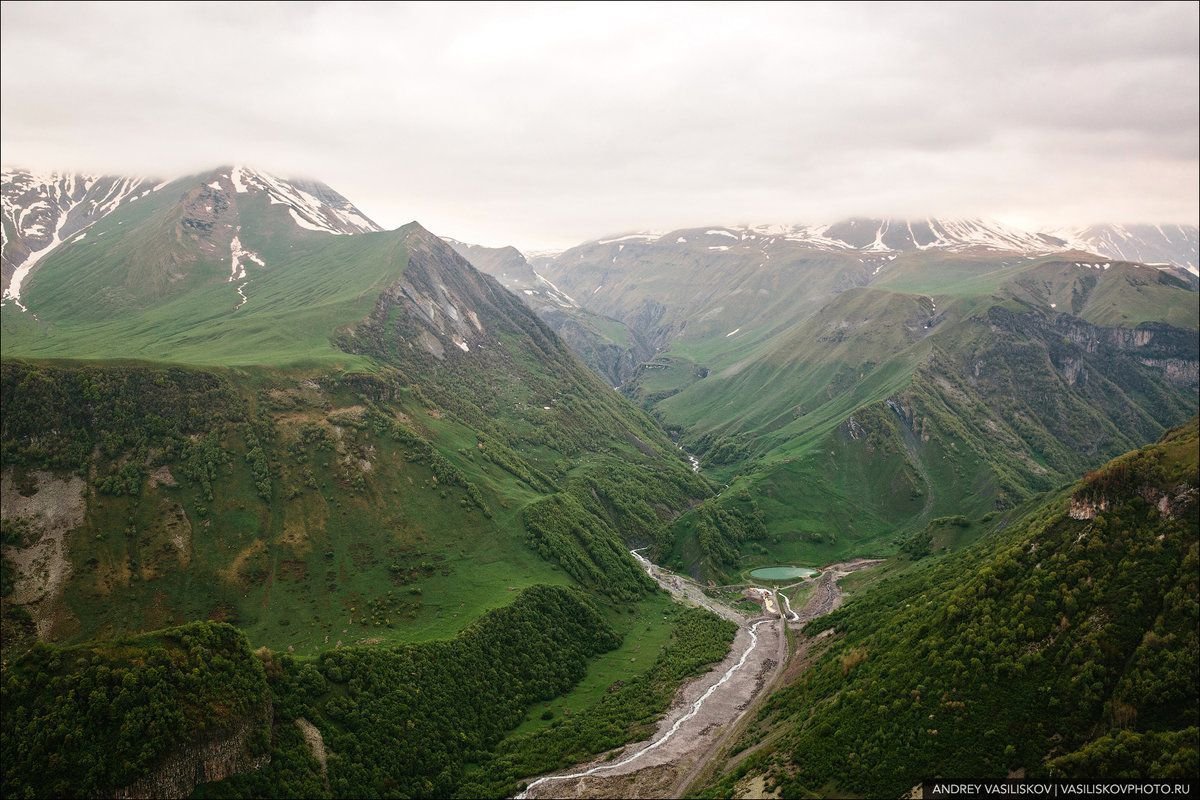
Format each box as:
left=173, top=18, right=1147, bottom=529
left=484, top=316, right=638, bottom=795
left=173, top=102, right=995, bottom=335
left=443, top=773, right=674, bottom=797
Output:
left=1053, top=223, right=1199, bottom=275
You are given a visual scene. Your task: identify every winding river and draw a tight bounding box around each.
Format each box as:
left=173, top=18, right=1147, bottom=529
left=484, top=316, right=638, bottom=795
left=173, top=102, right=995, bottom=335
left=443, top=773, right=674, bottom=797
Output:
left=513, top=550, right=879, bottom=798
left=515, top=618, right=768, bottom=799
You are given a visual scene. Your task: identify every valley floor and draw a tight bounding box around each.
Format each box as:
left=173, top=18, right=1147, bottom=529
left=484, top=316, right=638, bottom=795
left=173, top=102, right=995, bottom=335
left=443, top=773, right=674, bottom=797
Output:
left=516, top=552, right=879, bottom=799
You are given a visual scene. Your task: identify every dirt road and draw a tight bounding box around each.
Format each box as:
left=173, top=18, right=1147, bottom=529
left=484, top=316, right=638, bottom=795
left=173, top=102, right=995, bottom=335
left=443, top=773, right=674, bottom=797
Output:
left=514, top=553, right=878, bottom=799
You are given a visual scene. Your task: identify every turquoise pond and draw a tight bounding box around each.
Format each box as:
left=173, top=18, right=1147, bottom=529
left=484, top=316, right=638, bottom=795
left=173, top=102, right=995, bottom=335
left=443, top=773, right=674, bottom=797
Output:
left=749, top=566, right=818, bottom=581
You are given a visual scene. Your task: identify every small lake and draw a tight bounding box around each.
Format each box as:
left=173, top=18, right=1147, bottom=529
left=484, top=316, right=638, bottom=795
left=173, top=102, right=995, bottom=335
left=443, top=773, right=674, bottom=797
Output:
left=749, top=566, right=818, bottom=581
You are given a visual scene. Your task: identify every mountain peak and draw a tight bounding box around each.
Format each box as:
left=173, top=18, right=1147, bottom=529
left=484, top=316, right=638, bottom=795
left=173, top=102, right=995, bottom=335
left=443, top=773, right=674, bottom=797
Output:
left=563, top=217, right=1198, bottom=274
left=1, top=165, right=385, bottom=311
left=215, top=165, right=382, bottom=236
left=1047, top=223, right=1198, bottom=276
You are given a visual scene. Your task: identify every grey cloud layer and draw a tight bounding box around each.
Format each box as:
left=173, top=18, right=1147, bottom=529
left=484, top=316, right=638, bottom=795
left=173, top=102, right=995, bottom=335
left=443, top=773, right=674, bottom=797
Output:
left=1, top=1, right=1196, bottom=248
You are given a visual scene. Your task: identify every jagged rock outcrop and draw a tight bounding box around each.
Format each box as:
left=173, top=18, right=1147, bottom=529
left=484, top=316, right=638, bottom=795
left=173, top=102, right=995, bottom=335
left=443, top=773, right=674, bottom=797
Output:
left=351, top=224, right=512, bottom=361
left=1070, top=483, right=1197, bottom=522
left=1069, top=495, right=1109, bottom=520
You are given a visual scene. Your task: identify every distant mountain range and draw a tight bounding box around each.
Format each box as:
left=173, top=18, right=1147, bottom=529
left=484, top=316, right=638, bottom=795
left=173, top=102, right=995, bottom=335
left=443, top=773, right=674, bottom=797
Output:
left=539, top=217, right=1197, bottom=273
left=1052, top=223, right=1198, bottom=275
left=464, top=218, right=1198, bottom=577
left=2, top=166, right=1196, bottom=576
left=6, top=167, right=1195, bottom=310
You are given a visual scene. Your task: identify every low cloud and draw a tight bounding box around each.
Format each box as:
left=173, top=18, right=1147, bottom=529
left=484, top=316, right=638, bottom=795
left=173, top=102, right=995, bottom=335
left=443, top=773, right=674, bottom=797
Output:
left=2, top=1, right=1196, bottom=249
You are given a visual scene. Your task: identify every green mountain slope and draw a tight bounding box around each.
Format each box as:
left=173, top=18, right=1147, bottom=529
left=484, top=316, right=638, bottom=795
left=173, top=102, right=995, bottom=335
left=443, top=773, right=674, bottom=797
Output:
left=2, top=170, right=402, bottom=368
left=576, top=247, right=1200, bottom=578
left=0, top=212, right=707, bottom=648
left=3, top=172, right=1197, bottom=799
left=0, top=168, right=729, bottom=798
left=448, top=230, right=1194, bottom=585
left=446, top=238, right=654, bottom=387
left=703, top=420, right=1199, bottom=796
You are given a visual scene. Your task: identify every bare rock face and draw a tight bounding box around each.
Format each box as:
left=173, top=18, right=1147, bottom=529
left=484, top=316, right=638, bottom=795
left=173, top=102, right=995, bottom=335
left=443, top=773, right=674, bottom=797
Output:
left=370, top=226, right=497, bottom=359
left=1137, top=357, right=1200, bottom=385
left=0, top=469, right=86, bottom=639
left=295, top=717, right=331, bottom=791
left=1069, top=496, right=1108, bottom=520
left=111, top=703, right=271, bottom=800
left=1069, top=483, right=1196, bottom=522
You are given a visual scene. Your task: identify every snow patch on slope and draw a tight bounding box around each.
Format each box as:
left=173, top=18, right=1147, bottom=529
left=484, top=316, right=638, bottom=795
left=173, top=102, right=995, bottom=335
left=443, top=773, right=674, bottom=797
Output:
left=228, top=165, right=381, bottom=236
left=2, top=169, right=155, bottom=310
left=229, top=234, right=265, bottom=282
left=228, top=232, right=265, bottom=309
left=1049, top=223, right=1199, bottom=276
left=595, top=232, right=660, bottom=245
left=533, top=271, right=578, bottom=308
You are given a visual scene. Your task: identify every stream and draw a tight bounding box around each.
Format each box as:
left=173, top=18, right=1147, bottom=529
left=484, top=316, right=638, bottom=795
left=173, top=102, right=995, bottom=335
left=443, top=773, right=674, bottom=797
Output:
left=514, top=550, right=784, bottom=798
left=513, top=551, right=880, bottom=798
left=677, top=444, right=701, bottom=473
left=515, top=618, right=769, bottom=799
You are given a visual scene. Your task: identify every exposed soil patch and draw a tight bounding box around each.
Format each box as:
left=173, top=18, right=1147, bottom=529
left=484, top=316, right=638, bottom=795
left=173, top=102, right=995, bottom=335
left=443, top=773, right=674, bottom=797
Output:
left=281, top=493, right=328, bottom=555
left=278, top=559, right=310, bottom=582
left=153, top=500, right=192, bottom=567
left=732, top=773, right=781, bottom=799
left=147, top=465, right=177, bottom=489
left=791, top=558, right=884, bottom=624
left=223, top=539, right=267, bottom=586
left=0, top=469, right=86, bottom=639
left=295, top=717, right=329, bottom=789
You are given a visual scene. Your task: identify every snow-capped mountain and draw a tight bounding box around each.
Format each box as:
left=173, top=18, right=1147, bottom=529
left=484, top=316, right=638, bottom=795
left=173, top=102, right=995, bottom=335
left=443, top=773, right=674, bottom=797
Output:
left=1, top=169, right=163, bottom=304
left=567, top=217, right=1199, bottom=275
left=223, top=165, right=380, bottom=237
left=573, top=218, right=1064, bottom=256
left=1, top=166, right=382, bottom=310
left=1050, top=223, right=1198, bottom=276
left=805, top=217, right=1064, bottom=253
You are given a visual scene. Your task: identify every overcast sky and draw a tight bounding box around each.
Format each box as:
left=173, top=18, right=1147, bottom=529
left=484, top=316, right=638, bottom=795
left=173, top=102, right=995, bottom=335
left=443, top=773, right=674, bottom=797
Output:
left=2, top=1, right=1197, bottom=249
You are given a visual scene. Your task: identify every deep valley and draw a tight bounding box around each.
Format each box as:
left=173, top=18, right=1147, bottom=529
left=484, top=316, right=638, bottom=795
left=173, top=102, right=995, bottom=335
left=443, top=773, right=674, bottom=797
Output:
left=1, top=161, right=1196, bottom=799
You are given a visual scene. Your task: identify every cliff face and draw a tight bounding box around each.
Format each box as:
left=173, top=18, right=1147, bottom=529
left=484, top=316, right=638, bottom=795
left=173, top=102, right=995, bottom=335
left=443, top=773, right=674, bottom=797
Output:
left=1055, top=317, right=1199, bottom=387
left=1068, top=495, right=1109, bottom=520
left=1070, top=483, right=1198, bottom=522
left=111, top=702, right=271, bottom=800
